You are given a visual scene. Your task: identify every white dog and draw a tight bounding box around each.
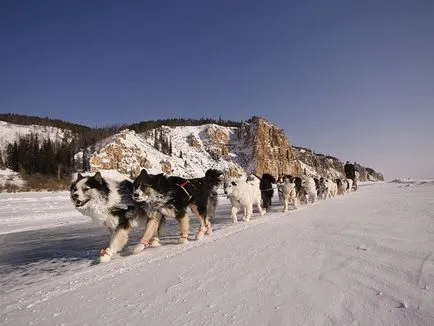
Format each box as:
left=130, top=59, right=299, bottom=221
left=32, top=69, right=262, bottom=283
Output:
left=336, top=178, right=348, bottom=195
left=319, top=178, right=337, bottom=199
left=301, top=175, right=317, bottom=204
left=224, top=175, right=266, bottom=222
left=277, top=178, right=299, bottom=212
left=346, top=178, right=353, bottom=193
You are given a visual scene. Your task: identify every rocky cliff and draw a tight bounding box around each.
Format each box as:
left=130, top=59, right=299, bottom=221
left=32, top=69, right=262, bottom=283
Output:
left=246, top=119, right=302, bottom=177
left=82, top=117, right=382, bottom=181
left=293, top=146, right=384, bottom=181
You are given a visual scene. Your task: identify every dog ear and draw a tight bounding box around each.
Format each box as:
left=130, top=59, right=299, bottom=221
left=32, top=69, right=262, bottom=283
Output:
left=139, top=169, right=148, bottom=177
left=93, top=171, right=103, bottom=183
left=77, top=173, right=83, bottom=180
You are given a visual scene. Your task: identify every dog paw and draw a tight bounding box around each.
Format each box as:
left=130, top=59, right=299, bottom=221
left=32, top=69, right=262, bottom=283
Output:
left=97, top=254, right=112, bottom=263
left=196, top=227, right=208, bottom=240
left=149, top=238, right=161, bottom=248
left=97, top=248, right=113, bottom=263
left=178, top=237, right=189, bottom=244
left=205, top=227, right=212, bottom=236
left=132, top=243, right=147, bottom=254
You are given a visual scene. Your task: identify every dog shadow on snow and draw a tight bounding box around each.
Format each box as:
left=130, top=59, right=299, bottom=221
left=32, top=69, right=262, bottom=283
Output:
left=0, top=207, right=253, bottom=292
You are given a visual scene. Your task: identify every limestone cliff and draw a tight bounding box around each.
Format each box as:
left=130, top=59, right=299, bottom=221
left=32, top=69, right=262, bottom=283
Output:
left=293, top=146, right=384, bottom=181
left=84, top=118, right=382, bottom=182
left=243, top=118, right=302, bottom=177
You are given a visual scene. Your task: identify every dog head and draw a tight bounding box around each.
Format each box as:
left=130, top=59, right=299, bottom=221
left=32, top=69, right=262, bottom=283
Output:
left=262, top=173, right=276, bottom=183
left=70, top=172, right=110, bottom=209
left=277, top=175, right=294, bottom=184
left=132, top=169, right=159, bottom=202
left=301, top=175, right=312, bottom=185
left=223, top=179, right=238, bottom=196
left=319, top=178, right=328, bottom=191
left=205, top=169, right=224, bottom=186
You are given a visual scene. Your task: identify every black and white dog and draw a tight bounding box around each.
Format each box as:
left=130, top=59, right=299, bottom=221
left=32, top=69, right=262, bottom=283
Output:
left=70, top=171, right=159, bottom=263
left=131, top=168, right=223, bottom=253
left=278, top=175, right=306, bottom=202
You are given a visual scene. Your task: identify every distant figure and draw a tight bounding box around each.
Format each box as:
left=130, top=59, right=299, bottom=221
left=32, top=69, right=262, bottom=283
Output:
left=344, top=161, right=357, bottom=191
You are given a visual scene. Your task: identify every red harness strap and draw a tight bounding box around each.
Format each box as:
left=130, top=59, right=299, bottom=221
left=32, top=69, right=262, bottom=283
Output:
left=177, top=180, right=192, bottom=199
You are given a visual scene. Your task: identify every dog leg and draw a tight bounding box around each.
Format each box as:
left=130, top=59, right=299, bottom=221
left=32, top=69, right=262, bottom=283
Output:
left=231, top=205, right=239, bottom=223
left=190, top=206, right=208, bottom=240
left=204, top=218, right=212, bottom=235
left=283, top=198, right=288, bottom=212
left=257, top=201, right=266, bottom=216
left=243, top=205, right=252, bottom=221
left=99, top=226, right=130, bottom=262
left=196, top=216, right=207, bottom=240
left=132, top=215, right=161, bottom=254
left=294, top=196, right=300, bottom=209
left=178, top=214, right=189, bottom=244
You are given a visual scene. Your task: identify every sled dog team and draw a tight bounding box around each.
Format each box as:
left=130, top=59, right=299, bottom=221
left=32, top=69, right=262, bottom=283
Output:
left=70, top=169, right=356, bottom=263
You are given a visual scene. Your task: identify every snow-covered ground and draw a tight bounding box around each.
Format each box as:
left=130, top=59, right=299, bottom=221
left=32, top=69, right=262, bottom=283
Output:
left=0, top=182, right=433, bottom=325
left=0, top=169, right=26, bottom=189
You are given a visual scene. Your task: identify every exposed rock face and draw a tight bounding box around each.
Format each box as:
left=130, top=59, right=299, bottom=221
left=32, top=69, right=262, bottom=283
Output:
left=357, top=166, right=384, bottom=182
left=89, top=129, right=150, bottom=176
left=294, top=147, right=345, bottom=179
left=203, top=125, right=230, bottom=158
left=160, top=160, right=172, bottom=174
left=293, top=146, right=384, bottom=181
left=186, top=133, right=201, bottom=149
left=247, top=119, right=302, bottom=177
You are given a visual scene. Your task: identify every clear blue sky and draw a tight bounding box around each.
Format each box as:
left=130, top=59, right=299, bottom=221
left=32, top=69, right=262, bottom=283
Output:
left=1, top=0, right=433, bottom=179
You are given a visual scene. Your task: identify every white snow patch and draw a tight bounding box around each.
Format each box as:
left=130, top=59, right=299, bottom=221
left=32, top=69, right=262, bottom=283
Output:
left=0, top=168, right=26, bottom=188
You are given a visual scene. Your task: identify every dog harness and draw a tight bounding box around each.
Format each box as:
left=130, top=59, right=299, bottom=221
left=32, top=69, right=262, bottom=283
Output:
left=176, top=180, right=192, bottom=199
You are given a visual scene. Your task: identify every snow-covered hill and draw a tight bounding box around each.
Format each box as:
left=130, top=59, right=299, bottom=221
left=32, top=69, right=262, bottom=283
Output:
left=0, top=182, right=432, bottom=325
left=82, top=124, right=250, bottom=179
left=82, top=119, right=382, bottom=181
left=0, top=117, right=384, bottom=188
left=0, top=120, right=75, bottom=150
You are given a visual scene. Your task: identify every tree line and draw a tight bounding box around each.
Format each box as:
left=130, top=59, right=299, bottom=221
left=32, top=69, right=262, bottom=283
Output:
left=4, top=134, right=77, bottom=178
left=0, top=113, right=244, bottom=177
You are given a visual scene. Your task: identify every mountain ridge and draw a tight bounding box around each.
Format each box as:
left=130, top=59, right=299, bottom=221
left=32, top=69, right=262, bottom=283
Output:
left=0, top=114, right=384, bottom=190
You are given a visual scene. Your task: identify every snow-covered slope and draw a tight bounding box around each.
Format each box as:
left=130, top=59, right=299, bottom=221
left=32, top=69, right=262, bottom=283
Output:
left=83, top=121, right=382, bottom=181
left=84, top=125, right=250, bottom=178
left=0, top=120, right=74, bottom=150
left=0, top=182, right=433, bottom=325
